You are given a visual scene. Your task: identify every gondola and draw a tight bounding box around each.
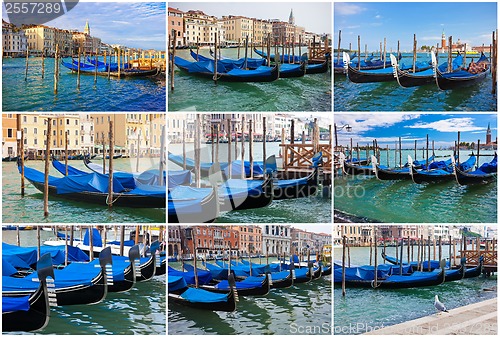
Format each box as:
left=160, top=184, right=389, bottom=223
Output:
left=334, top=260, right=446, bottom=289
left=168, top=274, right=237, bottom=312
left=464, top=256, right=483, bottom=278
left=334, top=52, right=398, bottom=74
left=435, top=52, right=490, bottom=90
left=381, top=251, right=447, bottom=270
left=19, top=164, right=166, bottom=208
left=168, top=152, right=269, bottom=178
left=253, top=48, right=301, bottom=63
left=321, top=264, right=332, bottom=276
left=410, top=154, right=476, bottom=184
left=372, top=155, right=435, bottom=181
left=293, top=265, right=314, bottom=284
left=174, top=56, right=279, bottom=83
left=155, top=255, right=167, bottom=276
left=443, top=259, right=466, bottom=282
left=2, top=253, right=54, bottom=332
left=342, top=160, right=376, bottom=176
left=278, top=62, right=306, bottom=78
left=191, top=49, right=266, bottom=69
left=89, top=245, right=139, bottom=293
left=305, top=55, right=330, bottom=74
left=219, top=175, right=274, bottom=211
left=3, top=247, right=111, bottom=306
left=454, top=153, right=497, bottom=185
left=199, top=273, right=270, bottom=296
left=343, top=52, right=432, bottom=83
left=62, top=60, right=160, bottom=77
left=136, top=241, right=159, bottom=282
left=168, top=185, right=218, bottom=223
left=272, top=168, right=318, bottom=199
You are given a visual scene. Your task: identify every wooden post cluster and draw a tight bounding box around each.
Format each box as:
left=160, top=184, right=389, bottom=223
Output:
left=44, top=118, right=52, bottom=217
left=108, top=121, right=114, bottom=210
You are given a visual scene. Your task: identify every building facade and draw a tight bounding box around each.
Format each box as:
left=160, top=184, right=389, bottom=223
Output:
left=261, top=225, right=291, bottom=256
left=2, top=114, right=18, bottom=157
left=2, top=20, right=27, bottom=57
left=168, top=7, right=185, bottom=47
left=234, top=225, right=262, bottom=256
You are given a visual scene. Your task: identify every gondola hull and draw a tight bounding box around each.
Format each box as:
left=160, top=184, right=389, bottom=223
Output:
left=436, top=70, right=488, bottom=90
left=395, top=68, right=435, bottom=88
left=375, top=167, right=411, bottom=180
left=200, top=274, right=270, bottom=296
left=219, top=176, right=273, bottom=212
left=454, top=167, right=497, bottom=185
left=343, top=161, right=374, bottom=175
left=28, top=180, right=165, bottom=208
left=168, top=288, right=236, bottom=312
left=168, top=188, right=218, bottom=223
left=273, top=169, right=318, bottom=200
left=137, top=255, right=156, bottom=282
left=306, top=60, right=329, bottom=74
left=2, top=284, right=49, bottom=332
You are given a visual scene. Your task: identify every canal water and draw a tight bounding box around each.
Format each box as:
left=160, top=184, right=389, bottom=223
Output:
left=168, top=260, right=332, bottom=335
left=2, top=58, right=166, bottom=111
left=333, top=246, right=497, bottom=335
left=334, top=150, right=497, bottom=223
left=2, top=159, right=166, bottom=223
left=2, top=229, right=166, bottom=335
left=334, top=53, right=496, bottom=111
left=168, top=142, right=332, bottom=224
left=168, top=48, right=332, bottom=112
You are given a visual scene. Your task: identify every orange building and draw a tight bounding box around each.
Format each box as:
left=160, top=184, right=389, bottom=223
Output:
left=2, top=114, right=18, bottom=158
left=182, top=226, right=239, bottom=259
left=168, top=7, right=185, bottom=47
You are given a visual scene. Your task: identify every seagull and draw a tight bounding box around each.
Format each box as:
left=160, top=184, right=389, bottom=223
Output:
left=434, top=295, right=448, bottom=314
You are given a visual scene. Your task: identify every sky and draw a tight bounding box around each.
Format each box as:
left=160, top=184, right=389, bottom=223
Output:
left=334, top=2, right=497, bottom=52
left=334, top=114, right=498, bottom=149
left=169, top=2, right=332, bottom=35
left=2, top=2, right=166, bottom=50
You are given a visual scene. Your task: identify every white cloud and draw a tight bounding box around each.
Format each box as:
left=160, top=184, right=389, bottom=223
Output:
left=335, top=3, right=366, bottom=15
left=421, top=36, right=441, bottom=41
left=375, top=15, right=382, bottom=19
left=405, top=118, right=483, bottom=132
left=335, top=114, right=421, bottom=134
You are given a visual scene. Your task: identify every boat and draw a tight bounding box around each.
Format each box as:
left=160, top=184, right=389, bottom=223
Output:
left=191, top=49, right=266, bottom=69
left=334, top=53, right=398, bottom=74
left=381, top=252, right=448, bottom=270
left=168, top=152, right=270, bottom=178
left=293, top=265, right=314, bottom=284
left=199, top=273, right=270, bottom=296
left=168, top=185, right=218, bottom=223
left=2, top=253, right=54, bottom=332
left=278, top=62, right=306, bottom=78
left=391, top=52, right=462, bottom=88
left=135, top=241, right=159, bottom=282
left=435, top=52, right=490, bottom=90
left=218, top=175, right=274, bottom=211
left=342, top=158, right=376, bottom=176
left=168, top=274, right=237, bottom=312
left=343, top=52, right=432, bottom=83
left=168, top=170, right=192, bottom=187
left=409, top=154, right=476, bottom=184
left=82, top=159, right=166, bottom=186
left=305, top=55, right=330, bottom=74
left=19, top=164, right=166, bottom=208
left=272, top=167, right=318, bottom=199
left=62, top=60, right=160, bottom=77
left=334, top=260, right=446, bottom=288
left=454, top=153, right=497, bottom=185
left=464, top=256, right=483, bottom=278
left=372, top=155, right=436, bottom=181
left=3, top=246, right=111, bottom=306
left=253, top=48, right=302, bottom=63
left=173, top=56, right=279, bottom=83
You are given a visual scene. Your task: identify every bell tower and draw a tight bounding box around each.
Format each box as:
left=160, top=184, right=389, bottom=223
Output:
left=441, top=30, right=446, bottom=50
left=84, top=20, right=90, bottom=35
left=486, top=122, right=492, bottom=144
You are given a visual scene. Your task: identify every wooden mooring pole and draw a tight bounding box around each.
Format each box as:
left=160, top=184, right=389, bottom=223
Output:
left=263, top=117, right=267, bottom=173
left=227, top=118, right=232, bottom=179
left=241, top=116, right=246, bottom=179
left=41, top=49, right=45, bottom=79
left=54, top=44, right=59, bottom=94
left=65, top=131, right=69, bottom=176
left=77, top=47, right=81, bottom=89
left=44, top=118, right=52, bottom=217
left=108, top=121, right=114, bottom=210
left=342, top=235, right=346, bottom=296
left=25, top=49, right=29, bottom=81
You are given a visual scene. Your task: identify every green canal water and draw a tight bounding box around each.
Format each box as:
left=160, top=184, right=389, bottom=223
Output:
left=2, top=229, right=166, bottom=335
left=168, top=142, right=332, bottom=224
left=2, top=159, right=166, bottom=223
left=168, top=48, right=332, bottom=112
left=334, top=53, right=497, bottom=111
left=2, top=58, right=166, bottom=112
left=334, top=150, right=497, bottom=223
left=168, top=260, right=332, bottom=335
left=334, top=246, right=497, bottom=335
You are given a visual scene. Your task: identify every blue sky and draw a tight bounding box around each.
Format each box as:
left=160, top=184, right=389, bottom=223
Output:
left=2, top=2, right=166, bottom=50
left=334, top=114, right=497, bottom=149
left=334, top=2, right=497, bottom=51
left=169, top=2, right=332, bottom=35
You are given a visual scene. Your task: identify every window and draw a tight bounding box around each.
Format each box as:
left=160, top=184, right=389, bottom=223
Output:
left=23, top=116, right=27, bottom=123
left=33, top=116, right=37, bottom=123
left=33, top=128, right=37, bottom=134
left=34, top=139, right=37, bottom=145
left=75, top=130, right=78, bottom=136
left=75, top=120, right=78, bottom=125
left=7, top=129, right=12, bottom=138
